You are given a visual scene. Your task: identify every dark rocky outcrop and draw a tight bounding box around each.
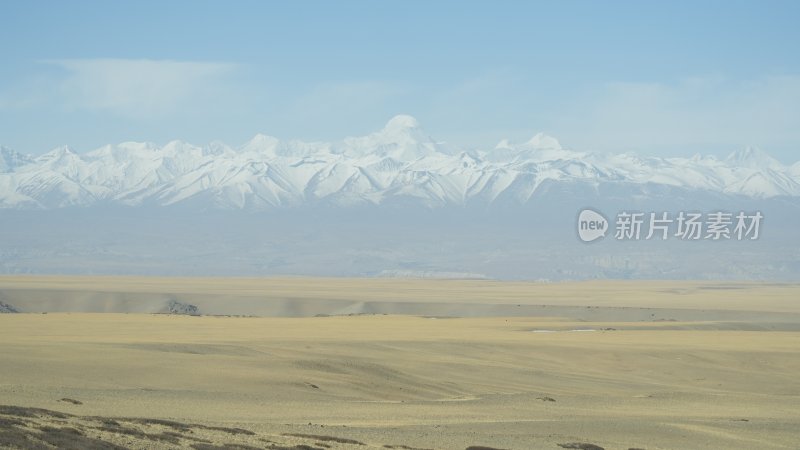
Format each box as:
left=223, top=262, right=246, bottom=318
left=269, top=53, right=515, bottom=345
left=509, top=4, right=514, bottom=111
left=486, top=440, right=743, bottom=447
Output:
left=0, top=301, right=19, bottom=313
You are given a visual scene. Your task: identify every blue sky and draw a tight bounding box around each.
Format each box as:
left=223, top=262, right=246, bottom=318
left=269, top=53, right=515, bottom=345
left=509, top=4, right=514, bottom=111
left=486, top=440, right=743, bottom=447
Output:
left=1, top=0, right=799, bottom=161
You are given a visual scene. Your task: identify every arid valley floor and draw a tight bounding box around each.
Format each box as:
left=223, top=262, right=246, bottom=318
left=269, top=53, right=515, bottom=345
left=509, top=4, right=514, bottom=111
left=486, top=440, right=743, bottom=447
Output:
left=1, top=277, right=799, bottom=449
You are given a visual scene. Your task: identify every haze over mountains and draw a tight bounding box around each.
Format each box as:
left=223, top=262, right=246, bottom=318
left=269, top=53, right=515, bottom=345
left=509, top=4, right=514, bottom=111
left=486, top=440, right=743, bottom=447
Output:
left=1, top=115, right=799, bottom=210
left=1, top=116, right=799, bottom=280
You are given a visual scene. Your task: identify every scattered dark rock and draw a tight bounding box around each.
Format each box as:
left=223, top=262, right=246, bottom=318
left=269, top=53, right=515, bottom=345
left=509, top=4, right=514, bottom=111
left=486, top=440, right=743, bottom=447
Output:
left=200, top=425, right=256, bottom=435
left=191, top=444, right=265, bottom=450
left=283, top=433, right=365, bottom=445
left=125, top=417, right=192, bottom=431
left=384, top=445, right=434, bottom=450
left=0, top=405, right=269, bottom=449
left=0, top=426, right=42, bottom=450
left=36, top=425, right=128, bottom=450
left=465, top=447, right=507, bottom=450
left=59, top=398, right=83, bottom=405
left=163, top=430, right=212, bottom=443
left=97, top=424, right=147, bottom=438
left=268, top=445, right=325, bottom=450
left=0, top=416, right=27, bottom=427
left=0, top=405, right=72, bottom=419
left=558, top=444, right=605, bottom=450
left=39, top=426, right=83, bottom=436
left=146, top=432, right=182, bottom=444
left=537, top=396, right=556, bottom=402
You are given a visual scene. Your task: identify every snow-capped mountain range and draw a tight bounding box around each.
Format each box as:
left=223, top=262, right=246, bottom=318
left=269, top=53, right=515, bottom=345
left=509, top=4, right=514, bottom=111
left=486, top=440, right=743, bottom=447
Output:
left=1, top=115, right=799, bottom=209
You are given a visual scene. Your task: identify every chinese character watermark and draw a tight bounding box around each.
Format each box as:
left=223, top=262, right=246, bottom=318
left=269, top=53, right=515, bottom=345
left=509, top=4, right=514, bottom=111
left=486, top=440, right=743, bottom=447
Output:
left=577, top=209, right=763, bottom=243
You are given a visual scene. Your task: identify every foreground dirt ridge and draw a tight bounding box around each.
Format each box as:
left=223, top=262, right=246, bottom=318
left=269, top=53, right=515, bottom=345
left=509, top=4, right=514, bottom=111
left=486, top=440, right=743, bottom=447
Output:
left=0, top=404, right=636, bottom=450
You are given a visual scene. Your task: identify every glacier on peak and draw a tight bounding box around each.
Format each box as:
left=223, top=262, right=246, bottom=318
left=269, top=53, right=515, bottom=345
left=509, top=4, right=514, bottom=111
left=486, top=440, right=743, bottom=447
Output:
left=338, top=114, right=447, bottom=160
left=37, top=145, right=78, bottom=160
left=487, top=132, right=581, bottom=163
left=240, top=133, right=281, bottom=155
left=382, top=114, right=420, bottom=132
left=525, top=132, right=562, bottom=150
left=726, top=146, right=784, bottom=170
left=493, top=132, right=562, bottom=151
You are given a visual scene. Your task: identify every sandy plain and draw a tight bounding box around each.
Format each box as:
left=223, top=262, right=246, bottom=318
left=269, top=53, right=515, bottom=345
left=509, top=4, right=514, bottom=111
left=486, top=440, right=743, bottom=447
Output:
left=1, top=277, right=799, bottom=449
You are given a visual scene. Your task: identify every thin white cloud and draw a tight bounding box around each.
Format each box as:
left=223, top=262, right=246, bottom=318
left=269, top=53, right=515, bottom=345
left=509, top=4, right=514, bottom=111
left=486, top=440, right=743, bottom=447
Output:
left=281, top=80, right=408, bottom=136
left=554, top=75, right=800, bottom=156
left=290, top=81, right=406, bottom=117
left=41, top=59, right=238, bottom=118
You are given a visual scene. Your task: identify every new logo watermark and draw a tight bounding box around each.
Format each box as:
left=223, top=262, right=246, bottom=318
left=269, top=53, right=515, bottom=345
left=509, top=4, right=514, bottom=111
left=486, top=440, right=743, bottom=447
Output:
left=577, top=209, right=763, bottom=243
left=577, top=209, right=609, bottom=242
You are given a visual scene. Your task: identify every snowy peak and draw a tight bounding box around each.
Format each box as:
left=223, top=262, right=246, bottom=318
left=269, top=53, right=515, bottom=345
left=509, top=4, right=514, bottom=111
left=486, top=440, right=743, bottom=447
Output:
left=495, top=139, right=512, bottom=150
left=525, top=132, right=562, bottom=150
left=376, top=114, right=429, bottom=145
left=341, top=115, right=444, bottom=160
left=493, top=132, right=562, bottom=151
left=85, top=144, right=156, bottom=166
left=205, top=140, right=235, bottom=157
left=38, top=145, right=77, bottom=160
left=36, top=146, right=84, bottom=171
left=382, top=114, right=421, bottom=133
left=241, top=133, right=281, bottom=155
left=162, top=140, right=198, bottom=153
left=1, top=118, right=799, bottom=210
left=488, top=132, right=578, bottom=163
left=726, top=146, right=783, bottom=170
